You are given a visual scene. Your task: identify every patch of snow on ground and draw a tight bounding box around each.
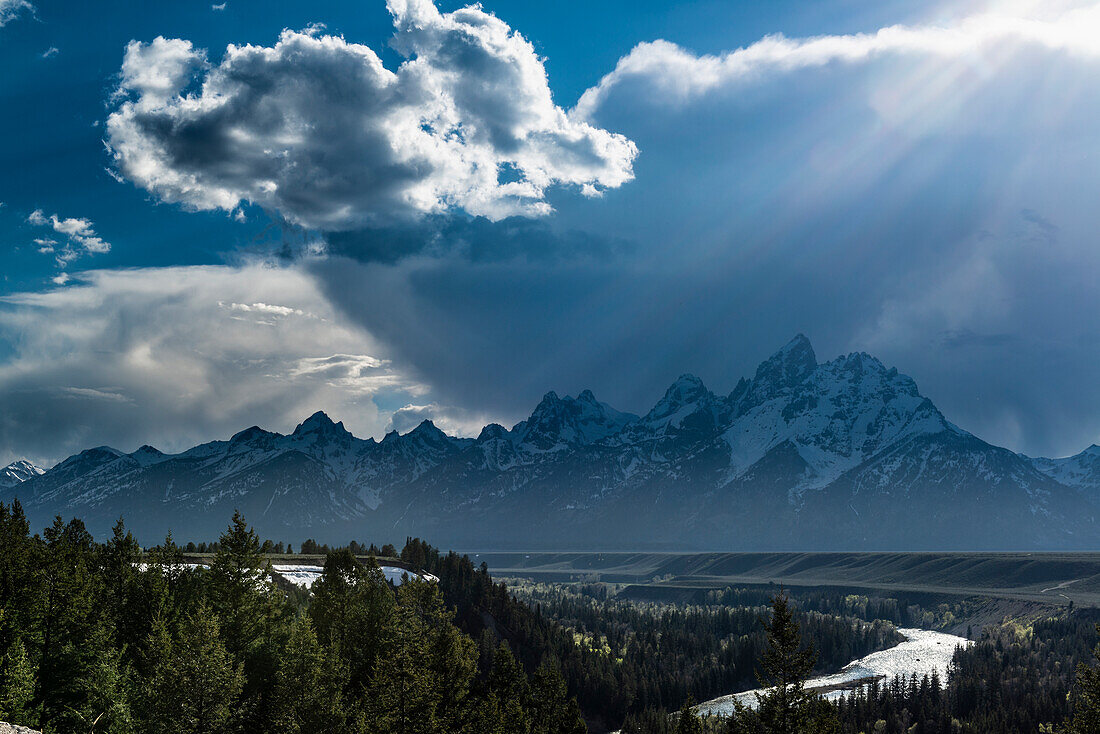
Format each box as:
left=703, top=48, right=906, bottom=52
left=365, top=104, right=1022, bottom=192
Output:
left=271, top=564, right=437, bottom=589
left=696, top=628, right=970, bottom=717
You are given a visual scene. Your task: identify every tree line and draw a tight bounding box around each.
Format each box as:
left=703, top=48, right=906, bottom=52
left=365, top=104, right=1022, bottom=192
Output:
left=5, top=500, right=1100, bottom=734
left=502, top=578, right=900, bottom=724
left=0, top=501, right=586, bottom=734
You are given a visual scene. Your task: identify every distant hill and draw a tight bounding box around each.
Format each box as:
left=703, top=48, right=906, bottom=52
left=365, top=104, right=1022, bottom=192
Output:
left=4, top=335, right=1098, bottom=549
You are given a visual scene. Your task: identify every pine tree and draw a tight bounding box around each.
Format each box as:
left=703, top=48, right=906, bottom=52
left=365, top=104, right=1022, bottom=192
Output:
left=369, top=581, right=445, bottom=734
left=675, top=697, right=704, bottom=734
left=310, top=549, right=395, bottom=692
left=272, top=615, right=348, bottom=733
left=1065, top=624, right=1100, bottom=734
left=207, top=511, right=274, bottom=661
left=750, top=591, right=839, bottom=734
left=0, top=625, right=35, bottom=725
left=531, top=661, right=587, bottom=734
left=143, top=603, right=244, bottom=734
left=74, top=641, right=134, bottom=734
left=34, top=517, right=110, bottom=732
left=102, top=518, right=144, bottom=652
left=486, top=642, right=533, bottom=734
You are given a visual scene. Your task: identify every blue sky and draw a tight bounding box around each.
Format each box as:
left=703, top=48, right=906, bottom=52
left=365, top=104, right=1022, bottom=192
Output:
left=3, top=0, right=1100, bottom=465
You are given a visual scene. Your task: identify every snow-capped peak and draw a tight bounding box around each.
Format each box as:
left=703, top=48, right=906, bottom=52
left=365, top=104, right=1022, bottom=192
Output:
left=511, top=389, right=637, bottom=449
left=292, top=410, right=353, bottom=438
left=640, top=374, right=719, bottom=432
left=723, top=340, right=950, bottom=492
left=1031, top=443, right=1100, bottom=493
left=745, top=334, right=817, bottom=402
left=129, top=445, right=168, bottom=468
left=477, top=423, right=509, bottom=442
left=230, top=426, right=275, bottom=444
left=0, top=459, right=44, bottom=488
left=406, top=419, right=448, bottom=443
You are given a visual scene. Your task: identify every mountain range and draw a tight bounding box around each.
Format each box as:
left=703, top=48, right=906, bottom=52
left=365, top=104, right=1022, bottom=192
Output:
left=3, top=335, right=1098, bottom=549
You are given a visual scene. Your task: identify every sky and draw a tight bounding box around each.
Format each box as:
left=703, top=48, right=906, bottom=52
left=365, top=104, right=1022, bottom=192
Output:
left=2, top=0, right=1100, bottom=466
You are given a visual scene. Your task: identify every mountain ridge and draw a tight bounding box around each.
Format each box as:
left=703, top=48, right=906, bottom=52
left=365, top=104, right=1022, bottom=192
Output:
left=4, top=335, right=1098, bottom=549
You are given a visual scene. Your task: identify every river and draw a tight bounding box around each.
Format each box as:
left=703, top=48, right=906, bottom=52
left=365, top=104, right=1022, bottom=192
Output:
left=695, top=628, right=971, bottom=717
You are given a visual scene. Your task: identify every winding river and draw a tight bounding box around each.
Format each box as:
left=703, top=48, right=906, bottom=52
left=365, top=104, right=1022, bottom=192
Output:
left=695, top=628, right=971, bottom=717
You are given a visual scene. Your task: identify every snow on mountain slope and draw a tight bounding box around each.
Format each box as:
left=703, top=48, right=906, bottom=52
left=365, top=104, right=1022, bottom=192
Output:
left=0, top=460, right=44, bottom=488
left=722, top=337, right=957, bottom=491
left=6, top=335, right=1098, bottom=549
left=1032, top=445, right=1100, bottom=495
left=510, top=390, right=638, bottom=451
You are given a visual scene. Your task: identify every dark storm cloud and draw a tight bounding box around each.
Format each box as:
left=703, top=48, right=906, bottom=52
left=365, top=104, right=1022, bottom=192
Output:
left=306, top=14, right=1100, bottom=458
left=8, top=3, right=1100, bottom=467
left=324, top=215, right=631, bottom=265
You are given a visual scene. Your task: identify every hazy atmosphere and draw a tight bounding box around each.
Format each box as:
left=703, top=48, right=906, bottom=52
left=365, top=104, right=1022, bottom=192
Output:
left=4, top=0, right=1100, bottom=467
left=9, top=4, right=1100, bottom=734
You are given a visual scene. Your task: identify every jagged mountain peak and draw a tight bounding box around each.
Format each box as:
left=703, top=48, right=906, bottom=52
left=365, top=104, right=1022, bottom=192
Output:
left=577, top=388, right=598, bottom=403
left=723, top=339, right=954, bottom=491
left=513, top=388, right=636, bottom=449
left=389, top=419, right=457, bottom=455
left=642, top=373, right=716, bottom=431
left=537, top=390, right=561, bottom=406
left=0, top=459, right=44, bottom=488
left=407, top=419, right=444, bottom=438
left=129, top=444, right=167, bottom=468
left=292, top=410, right=350, bottom=437
left=751, top=334, right=817, bottom=393
left=11, top=335, right=1098, bottom=551
left=659, top=374, right=708, bottom=404
left=477, top=423, right=508, bottom=442
left=1032, top=442, right=1100, bottom=494
left=3, top=458, right=42, bottom=473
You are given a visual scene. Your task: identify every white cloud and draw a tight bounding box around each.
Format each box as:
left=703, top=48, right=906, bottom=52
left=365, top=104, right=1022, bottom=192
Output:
left=0, top=262, right=428, bottom=465
left=40, top=46, right=58, bottom=59
left=61, top=387, right=131, bottom=403
left=575, top=5, right=1100, bottom=118
left=0, top=0, right=31, bottom=28
left=224, top=301, right=306, bottom=317
left=289, top=354, right=424, bottom=396
left=212, top=2, right=226, bottom=10
left=27, top=209, right=111, bottom=267
left=385, top=401, right=490, bottom=437
left=105, top=0, right=636, bottom=229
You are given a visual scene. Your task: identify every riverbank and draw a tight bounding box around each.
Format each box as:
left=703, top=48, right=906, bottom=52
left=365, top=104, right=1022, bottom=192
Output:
left=695, top=628, right=970, bottom=716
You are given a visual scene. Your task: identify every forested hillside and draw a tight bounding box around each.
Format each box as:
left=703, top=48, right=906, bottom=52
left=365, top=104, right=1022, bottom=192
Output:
left=0, top=502, right=586, bottom=734
left=5, top=501, right=1100, bottom=734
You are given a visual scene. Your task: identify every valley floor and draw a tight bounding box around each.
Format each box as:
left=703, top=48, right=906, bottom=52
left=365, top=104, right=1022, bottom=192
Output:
left=469, top=550, right=1100, bottom=609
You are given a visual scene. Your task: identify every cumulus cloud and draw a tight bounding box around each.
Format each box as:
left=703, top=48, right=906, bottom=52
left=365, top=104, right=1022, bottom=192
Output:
left=0, top=263, right=432, bottom=466
left=105, top=0, right=637, bottom=229
left=299, top=2, right=1100, bottom=460
left=288, top=354, right=424, bottom=396
left=27, top=209, right=111, bottom=268
left=224, top=301, right=306, bottom=318
left=385, top=401, right=491, bottom=437
left=575, top=5, right=1100, bottom=118
left=0, top=0, right=30, bottom=28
